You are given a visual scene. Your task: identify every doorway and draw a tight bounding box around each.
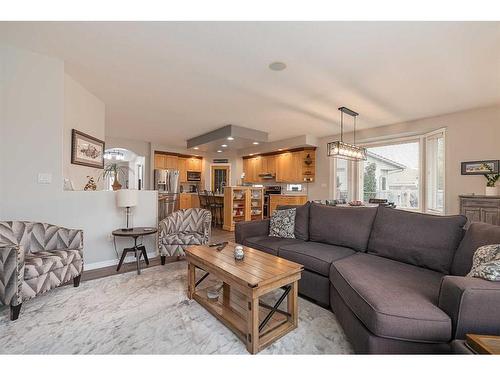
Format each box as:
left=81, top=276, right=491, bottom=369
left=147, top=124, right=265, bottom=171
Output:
left=211, top=165, right=230, bottom=194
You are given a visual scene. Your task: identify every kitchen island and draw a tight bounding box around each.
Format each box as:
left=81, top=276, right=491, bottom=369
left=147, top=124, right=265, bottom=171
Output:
left=269, top=194, right=308, bottom=216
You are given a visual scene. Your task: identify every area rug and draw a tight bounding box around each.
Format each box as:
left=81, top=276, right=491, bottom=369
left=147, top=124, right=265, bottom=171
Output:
left=0, top=261, right=352, bottom=354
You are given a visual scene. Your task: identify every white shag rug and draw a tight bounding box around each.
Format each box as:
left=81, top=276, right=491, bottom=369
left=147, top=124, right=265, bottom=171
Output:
left=0, top=261, right=352, bottom=354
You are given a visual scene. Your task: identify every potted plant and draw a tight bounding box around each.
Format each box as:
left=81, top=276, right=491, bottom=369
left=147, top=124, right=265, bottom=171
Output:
left=100, top=163, right=129, bottom=191
left=482, top=163, right=500, bottom=196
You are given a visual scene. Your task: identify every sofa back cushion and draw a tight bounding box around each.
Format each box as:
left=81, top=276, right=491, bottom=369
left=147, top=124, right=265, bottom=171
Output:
left=276, top=201, right=310, bottom=240
left=452, top=222, right=500, bottom=276
left=367, top=207, right=467, bottom=273
left=309, top=203, right=378, bottom=251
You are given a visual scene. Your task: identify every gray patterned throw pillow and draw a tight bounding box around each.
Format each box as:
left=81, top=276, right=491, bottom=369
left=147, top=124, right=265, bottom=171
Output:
left=269, top=208, right=296, bottom=238
left=467, top=244, right=500, bottom=281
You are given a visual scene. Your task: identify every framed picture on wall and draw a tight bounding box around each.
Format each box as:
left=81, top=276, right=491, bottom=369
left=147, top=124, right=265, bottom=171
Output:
left=461, top=160, right=499, bottom=175
left=71, top=129, right=105, bottom=169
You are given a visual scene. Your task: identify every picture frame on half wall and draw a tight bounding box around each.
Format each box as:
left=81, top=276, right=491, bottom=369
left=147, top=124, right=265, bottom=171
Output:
left=71, top=129, right=105, bottom=169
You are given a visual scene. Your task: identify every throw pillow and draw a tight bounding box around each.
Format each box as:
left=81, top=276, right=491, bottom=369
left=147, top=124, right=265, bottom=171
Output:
left=269, top=208, right=296, bottom=238
left=467, top=244, right=500, bottom=281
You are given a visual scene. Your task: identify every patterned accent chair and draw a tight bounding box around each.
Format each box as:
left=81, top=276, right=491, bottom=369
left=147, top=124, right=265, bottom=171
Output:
left=158, top=208, right=211, bottom=262
left=0, top=221, right=84, bottom=320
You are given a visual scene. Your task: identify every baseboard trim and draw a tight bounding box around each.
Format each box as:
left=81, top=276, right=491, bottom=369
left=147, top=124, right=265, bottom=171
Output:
left=85, top=251, right=157, bottom=271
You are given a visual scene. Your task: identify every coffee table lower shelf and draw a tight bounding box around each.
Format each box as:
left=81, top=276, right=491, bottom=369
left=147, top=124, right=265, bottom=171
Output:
left=192, top=284, right=297, bottom=353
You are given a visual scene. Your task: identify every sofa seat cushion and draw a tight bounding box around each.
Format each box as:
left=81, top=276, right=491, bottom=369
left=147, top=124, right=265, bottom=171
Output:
left=244, top=236, right=304, bottom=256
left=368, top=206, right=467, bottom=273
left=330, top=253, right=451, bottom=343
left=24, top=249, right=82, bottom=280
left=279, top=242, right=355, bottom=276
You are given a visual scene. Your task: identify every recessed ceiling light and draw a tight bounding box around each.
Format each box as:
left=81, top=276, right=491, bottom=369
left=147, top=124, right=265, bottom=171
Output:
left=217, top=150, right=222, bottom=153
left=227, top=137, right=234, bottom=141
left=269, top=61, right=287, bottom=71
left=252, top=142, right=259, bottom=145
left=193, top=147, right=199, bottom=150
left=249, top=153, right=254, bottom=156
left=278, top=148, right=283, bottom=151
left=221, top=144, right=228, bottom=147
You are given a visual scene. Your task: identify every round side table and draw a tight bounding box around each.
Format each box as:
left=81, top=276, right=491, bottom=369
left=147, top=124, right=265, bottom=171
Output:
left=112, top=227, right=158, bottom=275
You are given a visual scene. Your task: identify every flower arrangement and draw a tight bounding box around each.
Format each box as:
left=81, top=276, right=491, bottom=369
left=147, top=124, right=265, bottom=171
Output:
left=482, top=163, right=500, bottom=187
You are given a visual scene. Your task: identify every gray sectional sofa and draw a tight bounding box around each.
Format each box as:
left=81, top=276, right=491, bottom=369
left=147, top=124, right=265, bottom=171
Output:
left=235, top=202, right=500, bottom=354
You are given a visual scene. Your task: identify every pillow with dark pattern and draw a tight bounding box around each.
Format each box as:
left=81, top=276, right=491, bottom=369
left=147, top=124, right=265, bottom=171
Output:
left=467, top=244, right=500, bottom=281
left=269, top=208, right=296, bottom=239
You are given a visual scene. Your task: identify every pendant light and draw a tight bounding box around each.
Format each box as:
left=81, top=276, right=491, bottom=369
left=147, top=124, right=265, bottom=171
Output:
left=327, top=106, right=367, bottom=161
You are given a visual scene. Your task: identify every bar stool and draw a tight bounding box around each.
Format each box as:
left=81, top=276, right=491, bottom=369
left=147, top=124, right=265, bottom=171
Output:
left=208, top=191, right=224, bottom=227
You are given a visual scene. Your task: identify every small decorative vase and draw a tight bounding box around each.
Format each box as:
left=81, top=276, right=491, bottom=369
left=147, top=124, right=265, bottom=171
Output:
left=112, top=177, right=122, bottom=191
left=234, top=245, right=244, bottom=261
left=485, top=186, right=499, bottom=196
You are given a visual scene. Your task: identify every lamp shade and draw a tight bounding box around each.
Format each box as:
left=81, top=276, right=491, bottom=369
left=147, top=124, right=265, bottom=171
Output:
left=116, top=189, right=138, bottom=208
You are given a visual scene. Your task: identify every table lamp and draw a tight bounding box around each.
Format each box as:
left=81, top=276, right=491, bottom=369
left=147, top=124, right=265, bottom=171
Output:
left=116, top=189, right=138, bottom=231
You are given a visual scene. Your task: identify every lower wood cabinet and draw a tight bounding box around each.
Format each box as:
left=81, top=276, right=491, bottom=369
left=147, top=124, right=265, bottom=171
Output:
left=179, top=193, right=200, bottom=210
left=269, top=195, right=308, bottom=216
left=459, top=195, right=500, bottom=227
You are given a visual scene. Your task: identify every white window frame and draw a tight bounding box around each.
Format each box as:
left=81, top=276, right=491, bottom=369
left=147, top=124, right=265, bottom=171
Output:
left=331, top=128, right=447, bottom=213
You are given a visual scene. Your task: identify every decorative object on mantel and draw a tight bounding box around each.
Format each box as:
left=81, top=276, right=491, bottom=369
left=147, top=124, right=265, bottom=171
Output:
left=327, top=106, right=367, bottom=161
left=116, top=189, right=138, bottom=231
left=71, top=129, right=105, bottom=168
left=83, top=176, right=97, bottom=191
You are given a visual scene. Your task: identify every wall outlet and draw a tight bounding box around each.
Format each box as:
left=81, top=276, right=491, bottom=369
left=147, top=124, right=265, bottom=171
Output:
left=38, top=173, right=52, bottom=184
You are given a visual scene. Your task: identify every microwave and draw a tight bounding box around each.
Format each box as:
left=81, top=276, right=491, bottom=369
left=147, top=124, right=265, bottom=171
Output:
left=187, top=171, right=201, bottom=181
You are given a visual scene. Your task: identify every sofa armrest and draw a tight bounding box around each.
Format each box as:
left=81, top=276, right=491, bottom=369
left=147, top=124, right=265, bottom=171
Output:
left=0, top=244, right=25, bottom=306
left=235, top=219, right=270, bottom=245
left=438, top=275, right=500, bottom=339
left=30, top=223, right=83, bottom=252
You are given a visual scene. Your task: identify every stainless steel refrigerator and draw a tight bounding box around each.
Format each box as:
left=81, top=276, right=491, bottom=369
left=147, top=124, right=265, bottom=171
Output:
left=155, top=169, right=180, bottom=221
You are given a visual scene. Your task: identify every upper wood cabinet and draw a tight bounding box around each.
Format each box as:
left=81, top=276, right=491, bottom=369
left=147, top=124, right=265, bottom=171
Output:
left=154, top=154, right=167, bottom=169
left=243, top=148, right=316, bottom=183
left=178, top=157, right=188, bottom=182
left=187, top=157, right=202, bottom=172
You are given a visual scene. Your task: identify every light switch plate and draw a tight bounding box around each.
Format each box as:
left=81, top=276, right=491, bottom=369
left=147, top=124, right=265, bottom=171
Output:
left=38, top=173, right=52, bottom=184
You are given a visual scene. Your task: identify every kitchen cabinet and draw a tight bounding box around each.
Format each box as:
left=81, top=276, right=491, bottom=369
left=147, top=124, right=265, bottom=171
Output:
left=460, top=195, right=500, bottom=227
left=223, top=186, right=264, bottom=231
left=178, top=157, right=188, bottom=182
left=242, top=148, right=316, bottom=184
left=243, top=157, right=262, bottom=183
left=154, top=154, right=167, bottom=169
left=179, top=193, right=201, bottom=209
left=154, top=154, right=178, bottom=170
left=269, top=195, right=308, bottom=216
left=187, top=157, right=202, bottom=172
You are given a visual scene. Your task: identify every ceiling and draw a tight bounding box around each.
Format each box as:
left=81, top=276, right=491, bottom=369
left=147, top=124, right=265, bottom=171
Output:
left=1, top=22, right=499, bottom=148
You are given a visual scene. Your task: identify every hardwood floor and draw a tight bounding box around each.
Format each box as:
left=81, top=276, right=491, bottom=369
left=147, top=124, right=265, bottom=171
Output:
left=82, top=227, right=235, bottom=282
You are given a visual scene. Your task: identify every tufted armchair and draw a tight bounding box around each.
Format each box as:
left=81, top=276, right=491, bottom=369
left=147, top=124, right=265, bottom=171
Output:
left=0, top=221, right=83, bottom=320
left=158, top=208, right=211, bottom=262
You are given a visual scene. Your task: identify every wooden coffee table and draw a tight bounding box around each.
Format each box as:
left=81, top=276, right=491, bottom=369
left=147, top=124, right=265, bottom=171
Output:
left=185, top=242, right=303, bottom=354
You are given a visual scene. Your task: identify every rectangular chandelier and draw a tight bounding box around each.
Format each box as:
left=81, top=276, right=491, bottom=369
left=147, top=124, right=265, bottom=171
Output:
left=327, top=106, right=367, bottom=162
left=327, top=141, right=367, bottom=161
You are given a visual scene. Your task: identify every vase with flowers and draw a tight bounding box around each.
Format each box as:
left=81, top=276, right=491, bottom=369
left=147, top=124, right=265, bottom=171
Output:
left=100, top=163, right=130, bottom=191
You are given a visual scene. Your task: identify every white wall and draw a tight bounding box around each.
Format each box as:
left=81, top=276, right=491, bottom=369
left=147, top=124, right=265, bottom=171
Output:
left=0, top=46, right=158, bottom=268
left=309, top=105, right=500, bottom=214
left=63, top=74, right=106, bottom=191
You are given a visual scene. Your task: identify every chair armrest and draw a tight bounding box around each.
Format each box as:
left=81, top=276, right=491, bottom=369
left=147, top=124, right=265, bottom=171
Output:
left=235, top=219, right=270, bottom=245
left=438, top=275, right=500, bottom=339
left=0, top=244, right=25, bottom=306
left=31, top=223, right=83, bottom=252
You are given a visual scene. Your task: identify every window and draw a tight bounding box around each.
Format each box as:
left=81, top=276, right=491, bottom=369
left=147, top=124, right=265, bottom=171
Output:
left=425, top=131, right=445, bottom=213
left=335, top=158, right=350, bottom=202
left=359, top=141, right=420, bottom=209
